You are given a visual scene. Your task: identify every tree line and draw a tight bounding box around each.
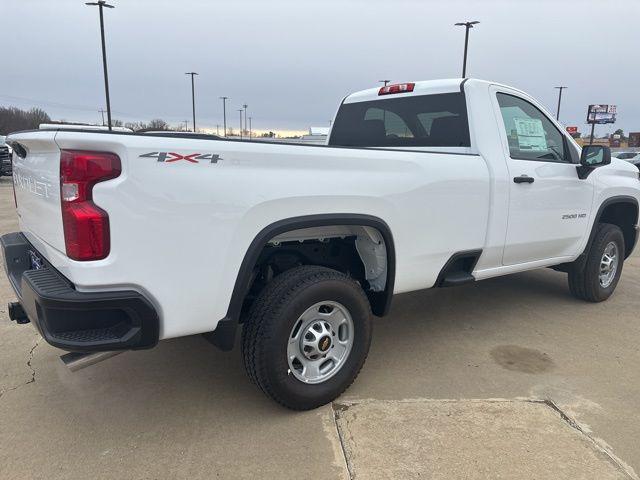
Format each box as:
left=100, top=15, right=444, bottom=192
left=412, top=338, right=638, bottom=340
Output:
left=0, top=107, right=51, bottom=135
left=0, top=106, right=174, bottom=135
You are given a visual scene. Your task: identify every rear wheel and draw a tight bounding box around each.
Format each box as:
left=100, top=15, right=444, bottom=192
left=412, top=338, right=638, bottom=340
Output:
left=568, top=223, right=625, bottom=302
left=241, top=265, right=372, bottom=410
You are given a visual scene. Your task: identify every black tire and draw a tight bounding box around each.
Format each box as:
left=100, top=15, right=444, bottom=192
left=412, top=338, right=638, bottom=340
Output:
left=241, top=265, right=372, bottom=410
left=568, top=223, right=625, bottom=302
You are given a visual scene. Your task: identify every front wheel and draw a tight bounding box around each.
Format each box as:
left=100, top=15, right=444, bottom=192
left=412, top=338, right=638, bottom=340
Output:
left=568, top=223, right=625, bottom=302
left=241, top=265, right=372, bottom=410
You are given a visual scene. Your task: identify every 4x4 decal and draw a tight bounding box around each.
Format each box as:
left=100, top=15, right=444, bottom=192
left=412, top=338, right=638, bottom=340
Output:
left=139, top=152, right=222, bottom=163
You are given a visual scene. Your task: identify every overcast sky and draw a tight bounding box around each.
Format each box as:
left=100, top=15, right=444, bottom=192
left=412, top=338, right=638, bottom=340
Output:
left=2, top=0, right=638, bottom=135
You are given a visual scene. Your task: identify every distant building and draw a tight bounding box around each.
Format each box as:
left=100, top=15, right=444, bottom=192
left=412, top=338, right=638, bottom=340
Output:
left=295, top=126, right=330, bottom=145
left=309, top=126, right=330, bottom=136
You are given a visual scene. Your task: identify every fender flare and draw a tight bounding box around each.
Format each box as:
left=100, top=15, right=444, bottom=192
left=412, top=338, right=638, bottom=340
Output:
left=570, top=195, right=639, bottom=272
left=205, top=214, right=396, bottom=351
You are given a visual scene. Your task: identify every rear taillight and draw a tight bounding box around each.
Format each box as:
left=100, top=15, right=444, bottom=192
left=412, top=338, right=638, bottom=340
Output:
left=378, top=83, right=415, bottom=96
left=60, top=150, right=121, bottom=261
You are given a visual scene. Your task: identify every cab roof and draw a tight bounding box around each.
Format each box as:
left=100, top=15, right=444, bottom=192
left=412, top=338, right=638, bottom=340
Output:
left=343, top=78, right=519, bottom=104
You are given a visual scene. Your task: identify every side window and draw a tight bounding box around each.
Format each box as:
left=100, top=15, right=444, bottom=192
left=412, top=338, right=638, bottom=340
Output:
left=497, top=93, right=569, bottom=163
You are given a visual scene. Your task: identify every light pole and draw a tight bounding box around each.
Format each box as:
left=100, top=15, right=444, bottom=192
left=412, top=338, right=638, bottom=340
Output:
left=554, top=86, right=567, bottom=121
left=86, top=1, right=115, bottom=130
left=183, top=120, right=189, bottom=132
left=379, top=80, right=390, bottom=87
left=238, top=109, right=244, bottom=139
left=216, top=124, right=220, bottom=136
left=99, top=108, right=106, bottom=126
left=454, top=21, right=479, bottom=78
left=248, top=117, right=252, bottom=140
left=185, top=72, right=198, bottom=132
left=220, top=96, right=229, bottom=137
left=243, top=104, right=248, bottom=137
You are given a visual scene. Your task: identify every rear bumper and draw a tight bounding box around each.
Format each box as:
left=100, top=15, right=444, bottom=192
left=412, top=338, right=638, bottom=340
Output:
left=1, top=232, right=159, bottom=352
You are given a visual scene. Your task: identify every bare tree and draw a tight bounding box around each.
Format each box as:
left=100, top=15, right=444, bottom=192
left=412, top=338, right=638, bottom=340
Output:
left=148, top=118, right=169, bottom=130
left=0, top=107, right=51, bottom=135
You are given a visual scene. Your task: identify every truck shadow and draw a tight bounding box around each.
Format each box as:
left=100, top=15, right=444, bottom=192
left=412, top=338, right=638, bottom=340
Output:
left=46, top=267, right=576, bottom=412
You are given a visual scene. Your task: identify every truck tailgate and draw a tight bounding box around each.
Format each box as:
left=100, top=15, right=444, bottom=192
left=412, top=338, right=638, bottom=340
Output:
left=10, top=131, right=65, bottom=254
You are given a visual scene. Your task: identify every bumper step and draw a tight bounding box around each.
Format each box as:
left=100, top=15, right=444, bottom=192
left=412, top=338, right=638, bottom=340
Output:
left=2, top=232, right=159, bottom=352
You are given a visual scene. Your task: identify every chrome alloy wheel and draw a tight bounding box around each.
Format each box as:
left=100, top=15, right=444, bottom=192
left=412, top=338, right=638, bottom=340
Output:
left=287, top=301, right=354, bottom=384
left=599, top=241, right=619, bottom=288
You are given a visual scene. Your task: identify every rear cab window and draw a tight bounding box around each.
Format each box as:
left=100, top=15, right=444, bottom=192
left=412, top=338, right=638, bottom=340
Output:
left=329, top=93, right=471, bottom=148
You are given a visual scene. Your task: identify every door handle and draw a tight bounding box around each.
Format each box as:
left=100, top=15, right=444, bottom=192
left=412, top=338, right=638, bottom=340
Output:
left=513, top=175, right=534, bottom=184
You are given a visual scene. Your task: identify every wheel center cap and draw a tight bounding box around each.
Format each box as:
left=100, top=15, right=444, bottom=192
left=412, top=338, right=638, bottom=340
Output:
left=319, top=335, right=332, bottom=352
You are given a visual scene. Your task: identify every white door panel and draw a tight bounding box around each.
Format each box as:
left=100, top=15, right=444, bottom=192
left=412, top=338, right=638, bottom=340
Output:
left=504, top=160, right=592, bottom=264
left=490, top=86, right=594, bottom=266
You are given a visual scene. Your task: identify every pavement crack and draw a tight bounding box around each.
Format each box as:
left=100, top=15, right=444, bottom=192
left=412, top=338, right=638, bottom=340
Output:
left=541, top=398, right=638, bottom=480
left=0, top=336, right=39, bottom=401
left=25, top=337, right=39, bottom=385
left=331, top=402, right=355, bottom=480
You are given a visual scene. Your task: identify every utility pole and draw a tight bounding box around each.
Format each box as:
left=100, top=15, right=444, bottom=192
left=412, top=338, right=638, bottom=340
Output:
left=243, top=104, right=248, bottom=137
left=554, top=86, right=567, bottom=121
left=238, top=109, right=244, bottom=139
left=379, top=80, right=390, bottom=87
left=220, top=96, right=229, bottom=137
left=454, top=21, right=479, bottom=78
left=185, top=72, right=198, bottom=132
left=183, top=120, right=189, bottom=132
left=99, top=108, right=106, bottom=126
left=86, top=1, right=115, bottom=130
left=216, top=124, right=220, bottom=136
left=248, top=117, right=252, bottom=140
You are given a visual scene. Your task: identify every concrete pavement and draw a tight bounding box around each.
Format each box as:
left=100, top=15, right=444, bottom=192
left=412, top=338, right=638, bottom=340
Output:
left=0, top=176, right=639, bottom=479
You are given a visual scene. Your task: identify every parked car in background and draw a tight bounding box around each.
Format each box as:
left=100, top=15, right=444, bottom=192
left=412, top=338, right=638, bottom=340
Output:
left=0, top=135, right=12, bottom=176
left=613, top=151, right=640, bottom=168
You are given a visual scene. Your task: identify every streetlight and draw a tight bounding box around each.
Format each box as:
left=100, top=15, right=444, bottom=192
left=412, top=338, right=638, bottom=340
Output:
left=379, top=80, right=390, bottom=87
left=243, top=104, right=248, bottom=138
left=86, top=1, right=115, bottom=131
left=248, top=117, right=252, bottom=140
left=554, top=86, right=567, bottom=121
left=238, top=109, right=244, bottom=139
left=220, top=96, right=229, bottom=137
left=454, top=21, right=479, bottom=78
left=185, top=72, right=198, bottom=132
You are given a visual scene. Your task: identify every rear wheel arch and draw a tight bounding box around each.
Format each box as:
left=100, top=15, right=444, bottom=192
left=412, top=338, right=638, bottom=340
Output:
left=206, top=214, right=396, bottom=350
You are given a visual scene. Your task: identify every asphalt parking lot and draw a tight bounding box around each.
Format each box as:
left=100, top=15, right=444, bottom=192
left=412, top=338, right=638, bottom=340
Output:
left=0, top=176, right=639, bottom=480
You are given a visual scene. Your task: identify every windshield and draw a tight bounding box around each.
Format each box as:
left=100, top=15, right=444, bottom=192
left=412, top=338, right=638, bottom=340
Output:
left=329, top=93, right=470, bottom=148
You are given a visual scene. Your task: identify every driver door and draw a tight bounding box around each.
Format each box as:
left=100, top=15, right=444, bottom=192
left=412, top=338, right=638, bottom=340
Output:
left=491, top=87, right=594, bottom=266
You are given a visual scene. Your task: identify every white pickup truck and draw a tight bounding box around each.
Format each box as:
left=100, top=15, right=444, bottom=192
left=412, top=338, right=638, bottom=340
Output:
left=3, top=79, right=639, bottom=410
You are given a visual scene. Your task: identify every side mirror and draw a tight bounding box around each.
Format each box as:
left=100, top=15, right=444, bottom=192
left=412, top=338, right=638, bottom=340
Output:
left=577, top=145, right=611, bottom=179
left=580, top=145, right=611, bottom=167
